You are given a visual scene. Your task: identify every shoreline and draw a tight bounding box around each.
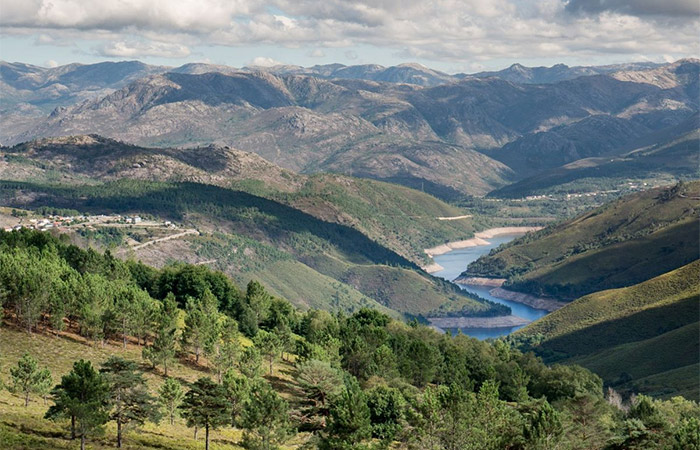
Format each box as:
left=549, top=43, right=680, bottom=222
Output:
left=489, top=287, right=567, bottom=312
left=454, top=276, right=506, bottom=287
left=428, top=315, right=530, bottom=329
left=424, top=226, right=542, bottom=257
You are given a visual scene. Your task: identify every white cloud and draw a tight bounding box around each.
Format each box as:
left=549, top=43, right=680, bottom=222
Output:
left=248, top=56, right=284, bottom=67
left=0, top=0, right=697, bottom=64
left=45, top=59, right=58, bottom=67
left=308, top=49, right=325, bottom=58
left=98, top=41, right=191, bottom=58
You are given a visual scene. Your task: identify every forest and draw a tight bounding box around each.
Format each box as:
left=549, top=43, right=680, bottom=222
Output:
left=0, top=229, right=698, bottom=449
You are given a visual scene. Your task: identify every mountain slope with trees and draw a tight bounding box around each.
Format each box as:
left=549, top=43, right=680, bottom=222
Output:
left=0, top=228, right=698, bottom=450
left=462, top=181, right=700, bottom=301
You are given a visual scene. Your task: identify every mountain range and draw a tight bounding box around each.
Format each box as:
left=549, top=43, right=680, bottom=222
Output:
left=2, top=59, right=697, bottom=199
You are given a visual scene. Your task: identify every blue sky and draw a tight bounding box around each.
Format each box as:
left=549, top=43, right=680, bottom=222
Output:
left=1, top=0, right=698, bottom=72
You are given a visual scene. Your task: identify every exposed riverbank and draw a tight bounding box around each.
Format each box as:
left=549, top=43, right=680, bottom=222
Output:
left=423, top=226, right=542, bottom=260
left=489, top=288, right=567, bottom=312
left=455, top=276, right=506, bottom=287
left=428, top=315, right=530, bottom=330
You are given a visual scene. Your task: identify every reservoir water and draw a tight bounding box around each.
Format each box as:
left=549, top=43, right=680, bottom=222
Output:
left=432, top=234, right=549, bottom=340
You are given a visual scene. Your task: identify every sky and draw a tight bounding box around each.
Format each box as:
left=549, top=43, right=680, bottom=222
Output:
left=0, top=0, right=698, bottom=73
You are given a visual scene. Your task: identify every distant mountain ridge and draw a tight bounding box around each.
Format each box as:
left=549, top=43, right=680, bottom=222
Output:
left=1, top=59, right=697, bottom=198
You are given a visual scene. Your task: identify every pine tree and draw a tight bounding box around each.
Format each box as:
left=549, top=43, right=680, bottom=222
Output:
left=7, top=352, right=52, bottom=407
left=100, top=357, right=161, bottom=448
left=143, top=293, right=179, bottom=376
left=222, top=369, right=249, bottom=427
left=180, top=377, right=230, bottom=450
left=320, top=375, right=372, bottom=450
left=254, top=329, right=281, bottom=376
left=159, top=377, right=185, bottom=426
left=295, top=359, right=343, bottom=413
left=45, top=360, right=110, bottom=450
left=182, top=290, right=220, bottom=364
left=240, top=379, right=290, bottom=450
left=239, top=346, right=263, bottom=379
left=209, top=316, right=240, bottom=383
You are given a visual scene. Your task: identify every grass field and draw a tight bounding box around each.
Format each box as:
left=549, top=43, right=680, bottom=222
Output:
left=0, top=325, right=306, bottom=450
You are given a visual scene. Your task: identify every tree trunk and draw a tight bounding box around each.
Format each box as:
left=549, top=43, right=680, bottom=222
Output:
left=117, top=419, right=122, bottom=448
left=205, top=424, right=210, bottom=450
left=194, top=426, right=198, bottom=440
left=269, top=356, right=273, bottom=375
left=80, top=435, right=86, bottom=450
left=170, top=412, right=174, bottom=426
left=164, top=359, right=168, bottom=377
left=71, top=415, right=76, bottom=439
left=25, top=392, right=30, bottom=407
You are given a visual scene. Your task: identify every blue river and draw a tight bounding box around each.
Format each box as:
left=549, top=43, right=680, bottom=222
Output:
left=431, top=234, right=549, bottom=340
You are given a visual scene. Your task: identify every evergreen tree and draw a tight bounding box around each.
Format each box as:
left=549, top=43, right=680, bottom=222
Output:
left=100, top=357, right=161, bottom=448
left=143, top=292, right=179, bottom=376
left=222, top=369, right=249, bottom=427
left=180, top=377, right=230, bottom=450
left=254, top=329, right=281, bottom=376
left=295, top=359, right=344, bottom=414
left=239, top=346, right=264, bottom=379
left=7, top=352, right=52, bottom=407
left=159, top=377, right=185, bottom=426
left=245, top=280, right=272, bottom=326
left=209, top=316, right=241, bottom=382
left=45, top=360, right=110, bottom=450
left=240, top=379, right=290, bottom=450
left=320, top=375, right=372, bottom=450
left=366, top=385, right=406, bottom=441
left=182, top=290, right=220, bottom=364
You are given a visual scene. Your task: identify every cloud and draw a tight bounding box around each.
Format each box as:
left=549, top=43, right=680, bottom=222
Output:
left=344, top=50, right=358, bottom=60
left=308, top=48, right=325, bottom=58
left=45, top=59, right=59, bottom=67
left=248, top=56, right=284, bottom=67
left=98, top=41, right=191, bottom=58
left=0, top=0, right=697, bottom=64
left=565, top=0, right=700, bottom=17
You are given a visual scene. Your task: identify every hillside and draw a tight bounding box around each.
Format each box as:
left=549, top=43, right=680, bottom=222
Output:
left=1, top=229, right=697, bottom=450
left=490, top=123, right=700, bottom=197
left=0, top=135, right=477, bottom=263
left=514, top=260, right=700, bottom=398
left=0, top=179, right=504, bottom=319
left=462, top=181, right=700, bottom=300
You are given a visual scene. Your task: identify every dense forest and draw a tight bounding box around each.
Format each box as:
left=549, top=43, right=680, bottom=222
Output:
left=0, top=228, right=698, bottom=449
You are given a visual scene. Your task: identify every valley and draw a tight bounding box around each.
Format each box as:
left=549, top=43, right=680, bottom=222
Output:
left=0, top=55, right=698, bottom=450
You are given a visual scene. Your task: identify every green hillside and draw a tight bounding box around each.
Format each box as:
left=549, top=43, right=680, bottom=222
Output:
left=463, top=181, right=700, bottom=300
left=1, top=136, right=477, bottom=264
left=514, top=260, right=700, bottom=399
left=0, top=180, right=505, bottom=318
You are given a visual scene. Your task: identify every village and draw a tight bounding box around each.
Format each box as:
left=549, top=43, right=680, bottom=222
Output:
left=2, top=211, right=177, bottom=233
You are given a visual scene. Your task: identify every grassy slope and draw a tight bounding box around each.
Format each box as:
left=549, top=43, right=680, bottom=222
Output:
left=569, top=323, right=699, bottom=400
left=463, top=181, right=700, bottom=300
left=0, top=324, right=287, bottom=450
left=517, top=260, right=700, bottom=345
left=515, top=261, right=700, bottom=399
left=0, top=180, right=494, bottom=318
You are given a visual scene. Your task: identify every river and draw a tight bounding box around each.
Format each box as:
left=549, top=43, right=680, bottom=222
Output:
left=431, top=234, right=549, bottom=340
